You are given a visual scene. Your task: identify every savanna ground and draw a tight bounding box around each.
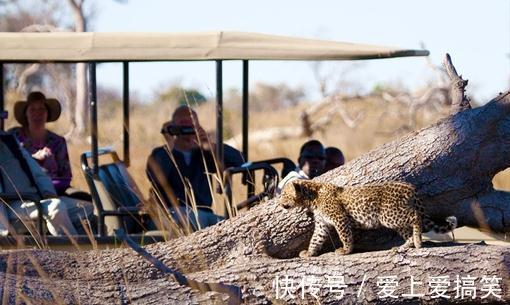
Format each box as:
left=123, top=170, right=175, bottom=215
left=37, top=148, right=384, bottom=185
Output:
left=3, top=89, right=510, bottom=218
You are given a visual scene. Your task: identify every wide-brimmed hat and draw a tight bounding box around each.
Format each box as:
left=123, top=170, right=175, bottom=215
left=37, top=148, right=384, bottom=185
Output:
left=14, top=91, right=61, bottom=126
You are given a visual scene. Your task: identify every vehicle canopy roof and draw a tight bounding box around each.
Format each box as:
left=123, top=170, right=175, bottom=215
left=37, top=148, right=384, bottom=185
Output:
left=0, top=31, right=428, bottom=62
left=0, top=31, right=429, bottom=172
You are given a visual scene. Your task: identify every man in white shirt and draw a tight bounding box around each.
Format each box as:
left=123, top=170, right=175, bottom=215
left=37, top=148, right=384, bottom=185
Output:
left=277, top=140, right=326, bottom=193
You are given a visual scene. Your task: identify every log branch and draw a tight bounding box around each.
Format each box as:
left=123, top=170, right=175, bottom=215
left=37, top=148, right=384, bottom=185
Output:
left=443, top=53, right=471, bottom=113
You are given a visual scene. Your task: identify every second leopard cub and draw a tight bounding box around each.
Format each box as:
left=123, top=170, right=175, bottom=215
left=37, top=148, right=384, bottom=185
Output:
left=280, top=180, right=457, bottom=257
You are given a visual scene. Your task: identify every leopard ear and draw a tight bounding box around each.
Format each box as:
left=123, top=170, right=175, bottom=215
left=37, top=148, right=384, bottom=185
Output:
left=292, top=180, right=318, bottom=199
left=292, top=180, right=304, bottom=194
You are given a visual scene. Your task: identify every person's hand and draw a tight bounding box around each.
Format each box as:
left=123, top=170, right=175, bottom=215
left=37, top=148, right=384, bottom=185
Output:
left=32, top=147, right=52, bottom=161
left=161, top=121, right=176, bottom=150
left=136, top=201, right=155, bottom=214
left=42, top=193, right=58, bottom=200
left=136, top=202, right=147, bottom=213
left=195, top=126, right=215, bottom=151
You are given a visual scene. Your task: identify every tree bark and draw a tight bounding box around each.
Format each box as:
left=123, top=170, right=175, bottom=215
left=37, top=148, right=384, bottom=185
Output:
left=1, top=56, right=510, bottom=304
left=320, top=90, right=510, bottom=232
left=0, top=222, right=508, bottom=304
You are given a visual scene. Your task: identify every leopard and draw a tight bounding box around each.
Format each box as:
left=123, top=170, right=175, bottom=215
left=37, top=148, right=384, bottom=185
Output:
left=279, top=179, right=457, bottom=257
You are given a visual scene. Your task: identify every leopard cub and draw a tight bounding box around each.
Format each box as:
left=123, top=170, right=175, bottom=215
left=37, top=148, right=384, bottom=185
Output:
left=280, top=179, right=456, bottom=257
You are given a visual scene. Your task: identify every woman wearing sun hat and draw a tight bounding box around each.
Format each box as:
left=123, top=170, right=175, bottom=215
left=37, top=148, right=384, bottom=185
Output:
left=9, top=91, right=72, bottom=196
left=9, top=91, right=94, bottom=232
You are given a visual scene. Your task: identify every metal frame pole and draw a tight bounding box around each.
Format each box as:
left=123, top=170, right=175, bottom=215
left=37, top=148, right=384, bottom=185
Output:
left=0, top=63, right=4, bottom=131
left=89, top=62, right=98, bottom=176
left=216, top=60, right=224, bottom=163
left=122, top=62, right=130, bottom=167
left=242, top=60, right=255, bottom=200
left=242, top=60, right=249, bottom=161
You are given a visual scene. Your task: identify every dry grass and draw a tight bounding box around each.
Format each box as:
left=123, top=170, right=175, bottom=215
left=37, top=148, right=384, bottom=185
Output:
left=2, top=91, right=508, bottom=303
left=3, top=93, right=510, bottom=216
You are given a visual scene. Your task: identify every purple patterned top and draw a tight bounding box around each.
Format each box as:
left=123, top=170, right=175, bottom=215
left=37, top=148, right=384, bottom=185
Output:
left=9, top=127, right=72, bottom=194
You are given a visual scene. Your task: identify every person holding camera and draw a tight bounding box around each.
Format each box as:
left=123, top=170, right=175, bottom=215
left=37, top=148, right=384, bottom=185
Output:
left=146, top=105, right=244, bottom=231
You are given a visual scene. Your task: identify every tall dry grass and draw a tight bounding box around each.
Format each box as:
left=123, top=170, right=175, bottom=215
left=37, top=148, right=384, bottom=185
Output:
left=3, top=92, right=510, bottom=216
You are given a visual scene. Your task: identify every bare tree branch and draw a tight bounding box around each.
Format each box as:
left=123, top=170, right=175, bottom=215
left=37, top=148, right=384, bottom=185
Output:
left=443, top=53, right=471, bottom=114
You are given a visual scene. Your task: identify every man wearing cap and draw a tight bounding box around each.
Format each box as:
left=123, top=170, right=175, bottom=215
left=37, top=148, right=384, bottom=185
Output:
left=276, top=139, right=326, bottom=194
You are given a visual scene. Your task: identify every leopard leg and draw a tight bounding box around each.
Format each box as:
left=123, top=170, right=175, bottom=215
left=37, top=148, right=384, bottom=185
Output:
left=395, top=226, right=414, bottom=249
left=300, top=219, right=330, bottom=258
left=384, top=207, right=423, bottom=250
left=412, top=214, right=422, bottom=249
left=331, top=215, right=353, bottom=255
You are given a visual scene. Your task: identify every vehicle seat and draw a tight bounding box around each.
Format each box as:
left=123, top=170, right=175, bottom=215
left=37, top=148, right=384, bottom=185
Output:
left=81, top=148, right=149, bottom=236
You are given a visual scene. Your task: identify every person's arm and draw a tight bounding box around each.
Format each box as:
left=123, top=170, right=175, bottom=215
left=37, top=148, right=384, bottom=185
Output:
left=52, top=137, right=72, bottom=193
left=21, top=146, right=57, bottom=198
left=146, top=153, right=165, bottom=197
left=195, top=126, right=214, bottom=152
left=223, top=144, right=245, bottom=168
left=276, top=170, right=301, bottom=194
left=146, top=149, right=180, bottom=207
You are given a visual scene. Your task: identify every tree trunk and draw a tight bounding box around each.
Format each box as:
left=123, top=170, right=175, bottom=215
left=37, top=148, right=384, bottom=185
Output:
left=74, top=62, right=88, bottom=135
left=1, top=55, right=509, bottom=304
left=319, top=89, right=510, bottom=232
left=0, top=217, right=508, bottom=304
left=67, top=0, right=88, bottom=136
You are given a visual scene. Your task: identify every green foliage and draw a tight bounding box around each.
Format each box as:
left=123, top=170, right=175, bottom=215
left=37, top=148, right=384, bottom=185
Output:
left=180, top=88, right=207, bottom=106
left=370, top=82, right=405, bottom=95
left=155, top=85, right=207, bottom=107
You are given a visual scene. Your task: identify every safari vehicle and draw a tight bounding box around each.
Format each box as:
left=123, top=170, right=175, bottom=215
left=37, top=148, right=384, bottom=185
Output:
left=0, top=31, right=441, bottom=250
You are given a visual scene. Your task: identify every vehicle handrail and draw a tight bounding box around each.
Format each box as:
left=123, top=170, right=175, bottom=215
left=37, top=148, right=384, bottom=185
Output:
left=80, top=147, right=118, bottom=171
left=223, top=162, right=279, bottom=212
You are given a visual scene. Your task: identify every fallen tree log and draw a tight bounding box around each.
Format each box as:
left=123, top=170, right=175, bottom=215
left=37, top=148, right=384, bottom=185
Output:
left=0, top=230, right=508, bottom=304
left=0, top=55, right=509, bottom=304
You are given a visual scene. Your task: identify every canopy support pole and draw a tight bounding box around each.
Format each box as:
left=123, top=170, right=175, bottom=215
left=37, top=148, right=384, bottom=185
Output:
left=242, top=60, right=255, bottom=200
left=0, top=63, right=4, bottom=131
left=242, top=60, right=249, bottom=161
left=123, top=61, right=130, bottom=167
left=89, top=62, right=98, bottom=176
left=216, top=60, right=224, bottom=163
left=217, top=60, right=230, bottom=216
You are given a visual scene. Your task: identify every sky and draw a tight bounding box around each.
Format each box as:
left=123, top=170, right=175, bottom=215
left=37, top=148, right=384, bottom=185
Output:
left=94, top=0, right=510, bottom=104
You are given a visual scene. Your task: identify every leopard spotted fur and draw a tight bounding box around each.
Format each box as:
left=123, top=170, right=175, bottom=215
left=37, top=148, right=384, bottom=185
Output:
left=280, top=179, right=457, bottom=257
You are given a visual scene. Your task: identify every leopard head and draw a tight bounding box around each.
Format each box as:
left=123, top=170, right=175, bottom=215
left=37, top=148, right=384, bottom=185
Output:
left=280, top=179, right=320, bottom=209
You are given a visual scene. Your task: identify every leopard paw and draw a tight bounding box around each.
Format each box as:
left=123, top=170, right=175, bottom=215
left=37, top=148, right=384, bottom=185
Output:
left=397, top=244, right=412, bottom=252
left=335, top=248, right=350, bottom=255
left=299, top=250, right=311, bottom=258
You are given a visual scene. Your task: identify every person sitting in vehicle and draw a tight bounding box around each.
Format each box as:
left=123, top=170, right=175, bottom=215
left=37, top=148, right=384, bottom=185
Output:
left=146, top=105, right=244, bottom=231
left=9, top=91, right=90, bottom=201
left=276, top=139, right=326, bottom=193
left=324, top=146, right=345, bottom=172
left=0, top=131, right=85, bottom=236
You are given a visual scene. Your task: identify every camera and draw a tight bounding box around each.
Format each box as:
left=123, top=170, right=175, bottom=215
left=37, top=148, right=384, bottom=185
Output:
left=161, top=125, right=195, bottom=135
